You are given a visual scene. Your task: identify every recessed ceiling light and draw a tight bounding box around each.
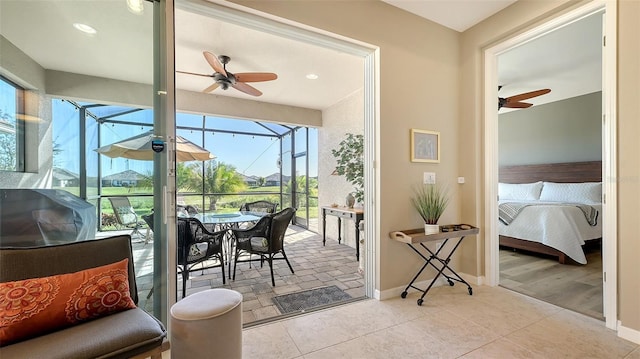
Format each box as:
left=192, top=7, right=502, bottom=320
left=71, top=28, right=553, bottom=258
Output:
left=306, top=74, right=319, bottom=80
left=73, top=23, right=97, bottom=35
left=126, top=0, right=144, bottom=15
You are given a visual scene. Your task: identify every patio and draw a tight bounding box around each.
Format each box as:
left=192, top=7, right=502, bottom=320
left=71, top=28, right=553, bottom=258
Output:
left=109, top=225, right=365, bottom=325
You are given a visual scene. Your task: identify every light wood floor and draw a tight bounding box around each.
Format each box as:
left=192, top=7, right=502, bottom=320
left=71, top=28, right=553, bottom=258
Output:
left=499, top=244, right=603, bottom=320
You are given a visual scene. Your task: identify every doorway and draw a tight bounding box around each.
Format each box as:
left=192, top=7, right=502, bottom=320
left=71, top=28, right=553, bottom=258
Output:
left=483, top=0, right=617, bottom=330
left=176, top=0, right=379, bottom=318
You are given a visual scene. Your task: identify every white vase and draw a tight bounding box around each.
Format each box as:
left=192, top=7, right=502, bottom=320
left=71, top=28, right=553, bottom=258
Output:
left=424, top=224, right=439, bottom=235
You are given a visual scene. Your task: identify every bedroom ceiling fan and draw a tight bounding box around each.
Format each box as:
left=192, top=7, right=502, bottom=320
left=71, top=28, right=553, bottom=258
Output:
left=177, top=51, right=278, bottom=97
left=498, top=86, right=551, bottom=110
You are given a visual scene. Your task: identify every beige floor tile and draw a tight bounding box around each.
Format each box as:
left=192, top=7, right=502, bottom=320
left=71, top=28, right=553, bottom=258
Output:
left=406, top=309, right=501, bottom=356
left=242, top=322, right=302, bottom=359
left=301, top=336, right=381, bottom=359
left=626, top=347, right=640, bottom=359
left=434, top=287, right=558, bottom=336
left=459, top=337, right=543, bottom=359
left=505, top=309, right=637, bottom=358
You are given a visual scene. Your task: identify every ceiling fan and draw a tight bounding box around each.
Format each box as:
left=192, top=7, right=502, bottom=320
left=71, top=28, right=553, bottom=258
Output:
left=498, top=86, right=551, bottom=110
left=178, top=51, right=278, bottom=97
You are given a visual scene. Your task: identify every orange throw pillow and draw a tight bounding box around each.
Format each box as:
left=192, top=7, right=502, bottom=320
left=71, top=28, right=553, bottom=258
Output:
left=0, top=258, right=136, bottom=346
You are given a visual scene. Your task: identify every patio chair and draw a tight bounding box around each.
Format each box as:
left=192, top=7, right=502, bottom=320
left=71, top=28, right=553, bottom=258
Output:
left=108, top=197, right=147, bottom=240
left=177, top=217, right=226, bottom=298
left=231, top=207, right=296, bottom=286
left=141, top=212, right=154, bottom=244
left=177, top=204, right=200, bottom=216
left=239, top=200, right=278, bottom=214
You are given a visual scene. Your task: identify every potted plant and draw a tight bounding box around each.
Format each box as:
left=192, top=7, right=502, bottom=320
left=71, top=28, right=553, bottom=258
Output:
left=331, top=133, right=364, bottom=206
left=411, top=183, right=449, bottom=234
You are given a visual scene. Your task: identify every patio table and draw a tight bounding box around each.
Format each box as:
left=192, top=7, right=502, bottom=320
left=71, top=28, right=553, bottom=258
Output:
left=193, top=211, right=265, bottom=279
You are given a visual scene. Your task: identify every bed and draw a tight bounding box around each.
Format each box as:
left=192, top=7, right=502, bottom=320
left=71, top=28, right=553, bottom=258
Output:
left=498, top=161, right=603, bottom=264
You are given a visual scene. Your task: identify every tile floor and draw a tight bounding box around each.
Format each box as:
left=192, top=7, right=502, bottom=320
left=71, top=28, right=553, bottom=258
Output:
left=240, top=285, right=640, bottom=358
left=106, top=229, right=640, bottom=358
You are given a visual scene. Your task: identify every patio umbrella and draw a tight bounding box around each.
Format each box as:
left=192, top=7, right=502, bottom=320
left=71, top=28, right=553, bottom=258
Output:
left=95, top=131, right=215, bottom=162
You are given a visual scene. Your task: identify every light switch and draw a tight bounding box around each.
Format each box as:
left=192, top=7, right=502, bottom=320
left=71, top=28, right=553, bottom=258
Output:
left=423, top=172, right=436, bottom=184
left=457, top=177, right=465, bottom=184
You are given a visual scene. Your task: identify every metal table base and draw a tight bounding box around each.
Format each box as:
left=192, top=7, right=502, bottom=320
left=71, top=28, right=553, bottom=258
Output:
left=391, top=226, right=479, bottom=306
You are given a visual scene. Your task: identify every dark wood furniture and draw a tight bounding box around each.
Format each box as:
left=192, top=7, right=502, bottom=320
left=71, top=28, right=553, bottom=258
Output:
left=498, top=161, right=602, bottom=264
left=322, top=206, right=363, bottom=260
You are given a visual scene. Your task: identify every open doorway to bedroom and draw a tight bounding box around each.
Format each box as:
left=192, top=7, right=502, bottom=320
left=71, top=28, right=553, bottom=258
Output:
left=485, top=0, right=618, bottom=328
left=496, top=10, right=604, bottom=320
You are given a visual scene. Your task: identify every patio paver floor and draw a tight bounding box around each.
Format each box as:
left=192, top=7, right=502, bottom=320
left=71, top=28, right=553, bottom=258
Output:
left=115, top=225, right=364, bottom=325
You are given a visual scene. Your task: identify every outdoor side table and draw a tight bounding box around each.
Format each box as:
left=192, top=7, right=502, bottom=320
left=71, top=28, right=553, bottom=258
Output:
left=390, top=225, right=479, bottom=306
left=321, top=206, right=363, bottom=260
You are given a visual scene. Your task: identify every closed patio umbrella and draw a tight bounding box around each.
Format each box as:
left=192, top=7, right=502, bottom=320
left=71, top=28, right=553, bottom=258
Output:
left=95, top=131, right=215, bottom=162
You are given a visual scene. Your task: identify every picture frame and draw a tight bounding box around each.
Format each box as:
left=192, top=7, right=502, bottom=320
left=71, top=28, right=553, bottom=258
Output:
left=410, top=129, right=440, bottom=163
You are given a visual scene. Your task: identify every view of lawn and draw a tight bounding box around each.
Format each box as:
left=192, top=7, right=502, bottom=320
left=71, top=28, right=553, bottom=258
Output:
left=56, top=183, right=317, bottom=232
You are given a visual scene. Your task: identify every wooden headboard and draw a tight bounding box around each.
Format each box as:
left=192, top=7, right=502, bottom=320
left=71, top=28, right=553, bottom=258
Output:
left=499, top=161, right=602, bottom=184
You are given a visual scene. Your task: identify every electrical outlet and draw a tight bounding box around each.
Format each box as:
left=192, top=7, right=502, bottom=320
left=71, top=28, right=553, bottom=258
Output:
left=423, top=172, right=436, bottom=184
left=457, top=177, right=465, bottom=184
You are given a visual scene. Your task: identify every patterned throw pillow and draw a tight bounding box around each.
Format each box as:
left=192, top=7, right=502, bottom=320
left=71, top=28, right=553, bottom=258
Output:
left=0, top=258, right=136, bottom=346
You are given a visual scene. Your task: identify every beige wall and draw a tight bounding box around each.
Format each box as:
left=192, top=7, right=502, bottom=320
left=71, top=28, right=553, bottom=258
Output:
left=461, top=0, right=639, bottom=335
left=230, top=0, right=462, bottom=294
left=617, top=0, right=640, bottom=335
left=233, top=0, right=640, bottom=334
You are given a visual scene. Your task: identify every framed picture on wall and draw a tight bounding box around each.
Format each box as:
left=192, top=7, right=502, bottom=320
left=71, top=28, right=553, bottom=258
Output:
left=410, top=129, right=440, bottom=163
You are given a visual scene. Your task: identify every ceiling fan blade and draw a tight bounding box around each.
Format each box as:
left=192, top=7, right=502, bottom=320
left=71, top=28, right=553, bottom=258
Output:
left=504, top=102, right=533, bottom=108
left=203, top=51, right=227, bottom=76
left=506, top=88, right=551, bottom=102
left=177, top=70, right=212, bottom=78
left=202, top=82, right=220, bottom=93
left=232, top=81, right=262, bottom=96
left=235, top=72, right=278, bottom=83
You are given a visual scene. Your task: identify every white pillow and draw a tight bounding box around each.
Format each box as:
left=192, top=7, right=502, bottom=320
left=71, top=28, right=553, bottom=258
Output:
left=539, top=182, right=602, bottom=204
left=498, top=181, right=543, bottom=201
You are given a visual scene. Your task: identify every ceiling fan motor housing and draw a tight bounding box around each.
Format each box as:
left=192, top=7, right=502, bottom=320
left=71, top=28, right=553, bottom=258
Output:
left=213, top=72, right=234, bottom=90
left=182, top=51, right=277, bottom=96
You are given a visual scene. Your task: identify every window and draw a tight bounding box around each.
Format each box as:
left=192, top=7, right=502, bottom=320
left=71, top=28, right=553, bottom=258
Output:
left=0, top=76, right=25, bottom=172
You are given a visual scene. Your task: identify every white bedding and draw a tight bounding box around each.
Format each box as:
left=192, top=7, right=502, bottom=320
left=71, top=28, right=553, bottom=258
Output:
left=498, top=201, right=602, bottom=264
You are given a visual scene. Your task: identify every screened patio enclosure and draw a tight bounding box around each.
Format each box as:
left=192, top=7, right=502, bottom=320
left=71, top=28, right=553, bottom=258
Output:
left=51, top=98, right=319, bottom=232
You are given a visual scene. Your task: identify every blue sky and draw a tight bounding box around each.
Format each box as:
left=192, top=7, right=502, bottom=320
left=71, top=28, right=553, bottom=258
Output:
left=51, top=99, right=317, bottom=179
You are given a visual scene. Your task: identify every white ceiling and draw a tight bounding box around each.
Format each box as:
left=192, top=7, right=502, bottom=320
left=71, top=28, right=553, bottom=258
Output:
left=498, top=12, right=602, bottom=109
left=0, top=1, right=602, bottom=113
left=381, top=0, right=517, bottom=32
left=174, top=8, right=363, bottom=110
left=0, top=1, right=363, bottom=111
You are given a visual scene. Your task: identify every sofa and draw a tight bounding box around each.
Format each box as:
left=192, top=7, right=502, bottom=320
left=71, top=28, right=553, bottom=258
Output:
left=0, top=235, right=167, bottom=358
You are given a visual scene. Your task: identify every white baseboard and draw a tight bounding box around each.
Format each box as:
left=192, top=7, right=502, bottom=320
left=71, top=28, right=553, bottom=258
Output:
left=374, top=274, right=483, bottom=301
left=459, top=272, right=484, bottom=286
left=618, top=321, right=640, bottom=345
left=376, top=277, right=449, bottom=300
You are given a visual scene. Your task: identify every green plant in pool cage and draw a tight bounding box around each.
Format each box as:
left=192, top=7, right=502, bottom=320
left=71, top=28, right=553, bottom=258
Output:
left=331, top=133, right=364, bottom=203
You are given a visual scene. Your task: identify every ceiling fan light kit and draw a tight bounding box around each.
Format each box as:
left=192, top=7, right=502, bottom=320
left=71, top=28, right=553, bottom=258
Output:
left=178, top=51, right=278, bottom=97
left=498, top=87, right=551, bottom=110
